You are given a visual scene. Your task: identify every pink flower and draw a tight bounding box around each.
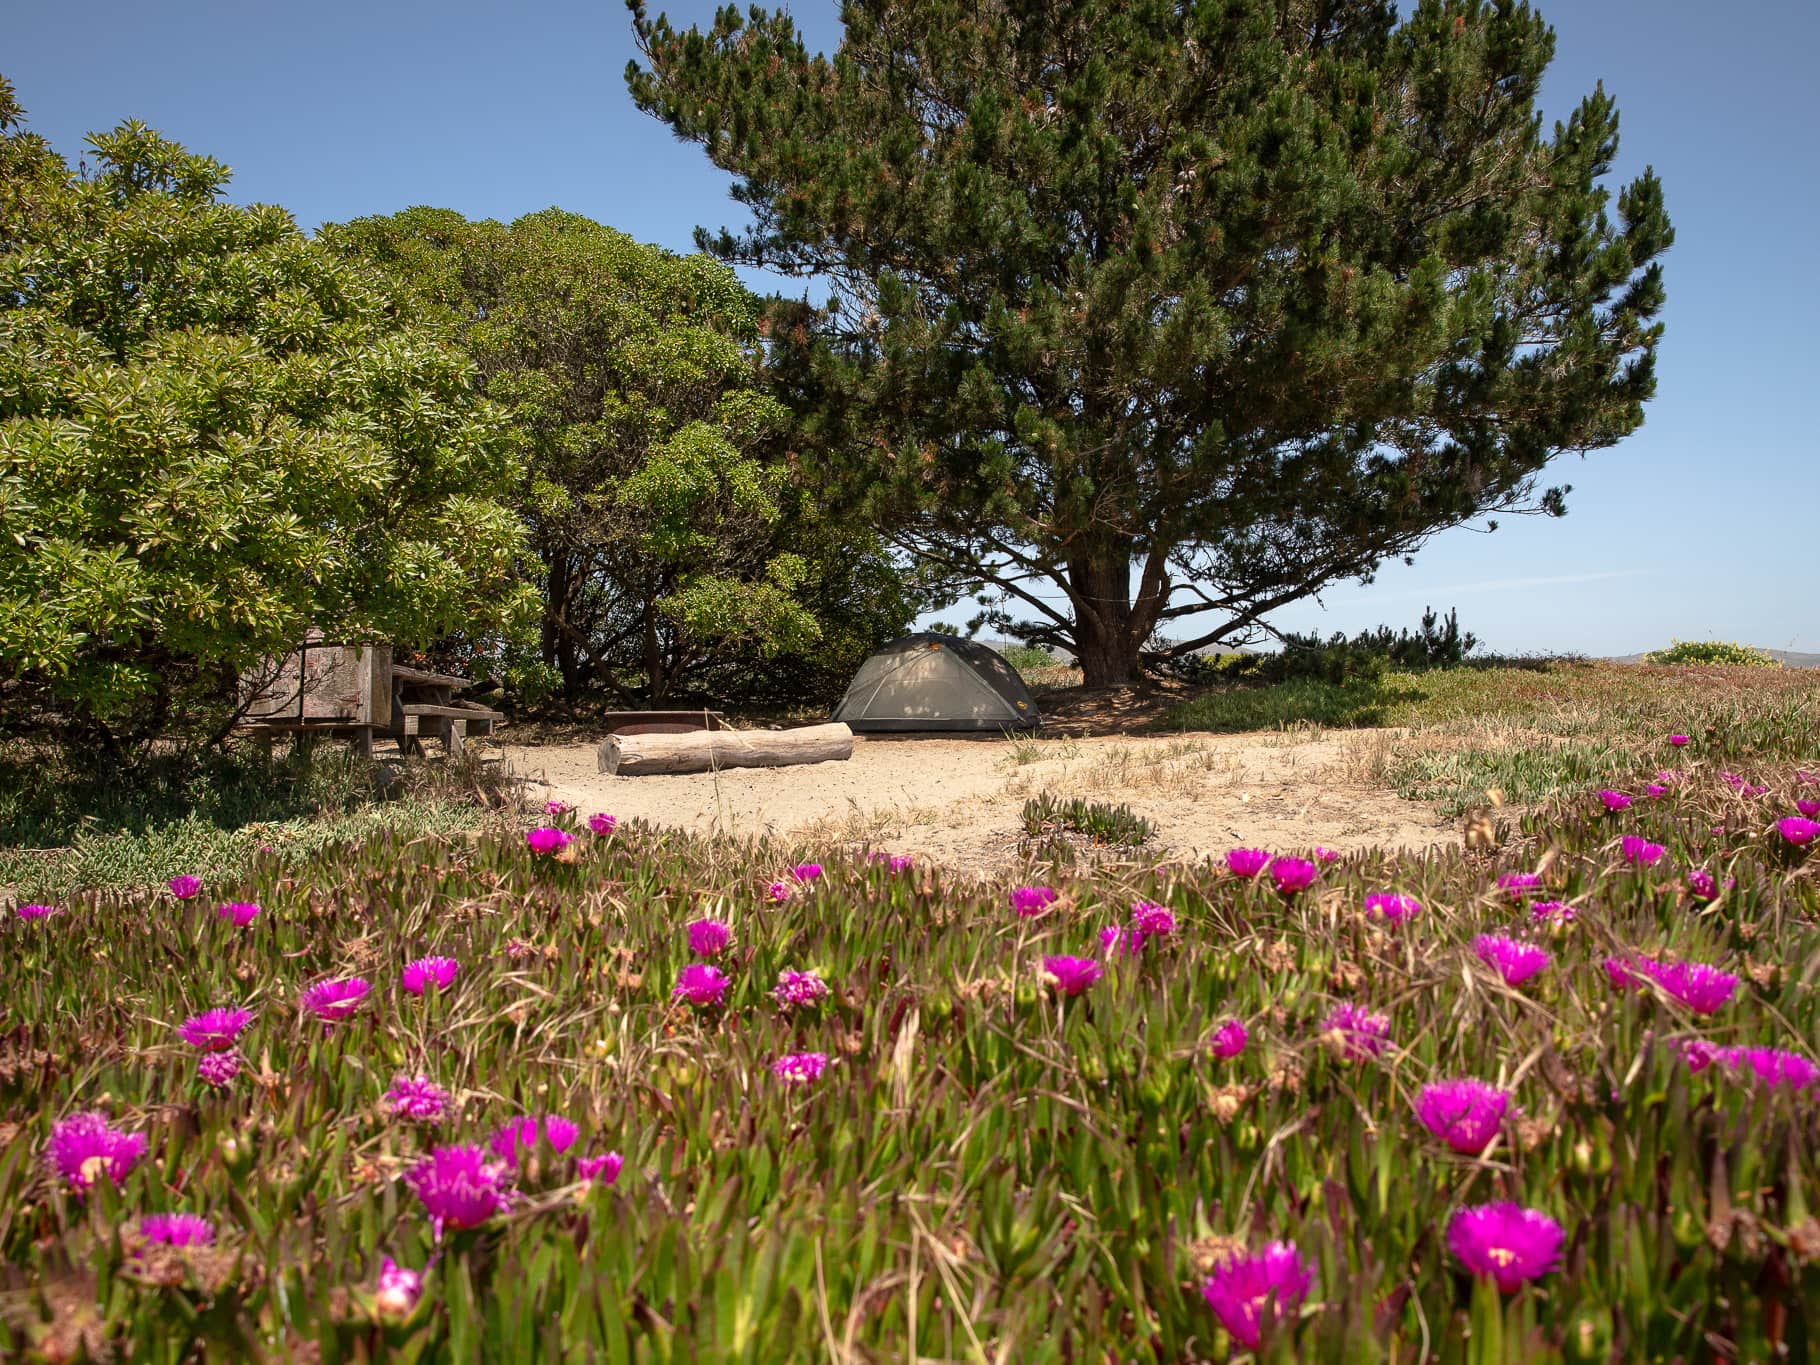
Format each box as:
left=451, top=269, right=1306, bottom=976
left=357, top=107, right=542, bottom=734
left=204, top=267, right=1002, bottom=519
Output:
left=1010, top=885, right=1058, bottom=918
left=1130, top=899, right=1176, bottom=938
left=301, top=977, right=371, bottom=1021
left=375, top=1256, right=425, bottom=1317
left=137, top=1213, right=215, bottom=1247
left=1708, top=1046, right=1820, bottom=1092
left=1448, top=1203, right=1564, bottom=1292
left=1685, top=869, right=1720, bottom=900
left=1474, top=934, right=1550, bottom=986
left=589, top=812, right=617, bottom=835
left=1598, top=790, right=1631, bottom=812
left=401, top=957, right=459, bottom=996
left=1199, top=1242, right=1313, bottom=1351
left=765, top=879, right=792, bottom=903
left=14, top=903, right=55, bottom=921
left=772, top=1052, right=830, bottom=1087
left=544, top=799, right=569, bottom=815
left=167, top=875, right=202, bottom=900
left=1363, top=892, right=1421, bottom=925
left=405, top=1145, right=509, bottom=1231
left=1777, top=816, right=1820, bottom=847
left=1321, top=1003, right=1390, bottom=1060
left=577, top=1151, right=623, bottom=1185
left=869, top=852, right=913, bottom=874
left=1643, top=959, right=1740, bottom=1014
left=1668, top=735, right=1689, bottom=747
left=771, top=969, right=829, bottom=1009
left=1415, top=1079, right=1510, bottom=1154
left=46, top=1113, right=147, bottom=1193
left=525, top=826, right=572, bottom=856
left=1268, top=856, right=1318, bottom=895
left=1681, top=1039, right=1721, bottom=1073
left=197, top=1050, right=240, bottom=1088
left=1530, top=900, right=1575, bottom=926
left=1620, top=835, right=1666, bottom=866
left=790, top=862, right=823, bottom=882
left=178, top=1007, right=251, bottom=1051
left=1209, top=1019, right=1248, bottom=1059
left=1043, top=955, right=1102, bottom=997
left=1797, top=799, right=1820, bottom=819
left=490, top=1115, right=580, bottom=1168
left=1497, top=872, right=1542, bottom=898
left=1646, top=783, right=1670, bottom=799
left=1603, top=956, right=1646, bottom=991
left=1225, top=848, right=1270, bottom=878
left=686, top=918, right=731, bottom=957
left=386, top=1075, right=449, bottom=1121
left=673, top=963, right=730, bottom=1008
left=1099, top=924, right=1144, bottom=957
left=216, top=901, right=260, bottom=927
left=1312, top=846, right=1341, bottom=864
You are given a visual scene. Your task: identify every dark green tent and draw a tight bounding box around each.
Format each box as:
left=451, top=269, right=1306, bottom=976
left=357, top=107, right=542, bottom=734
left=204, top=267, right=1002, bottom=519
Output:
left=832, top=634, right=1040, bottom=732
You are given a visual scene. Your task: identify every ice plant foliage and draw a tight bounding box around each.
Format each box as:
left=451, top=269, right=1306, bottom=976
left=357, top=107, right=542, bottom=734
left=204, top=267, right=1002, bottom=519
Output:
left=686, top=918, right=731, bottom=956
left=1010, top=885, right=1059, bottom=917
left=1199, top=1242, right=1313, bottom=1351
left=167, top=875, right=202, bottom=900
left=1269, top=856, right=1318, bottom=895
left=525, top=826, right=573, bottom=856
left=386, top=1075, right=450, bottom=1122
left=1415, top=1080, right=1510, bottom=1155
left=179, top=1007, right=251, bottom=1051
left=772, top=1052, right=830, bottom=1086
left=216, top=901, right=260, bottom=927
left=405, top=1146, right=509, bottom=1232
left=1364, top=892, right=1421, bottom=925
left=1447, top=1204, right=1564, bottom=1292
left=1474, top=935, right=1551, bottom=986
left=401, top=957, right=459, bottom=996
left=1322, top=1003, right=1391, bottom=1060
left=1225, top=848, right=1270, bottom=878
left=301, top=978, right=371, bottom=1021
left=47, top=1113, right=147, bottom=1193
left=673, top=963, right=730, bottom=1007
left=138, top=1213, right=215, bottom=1247
left=1043, top=955, right=1102, bottom=997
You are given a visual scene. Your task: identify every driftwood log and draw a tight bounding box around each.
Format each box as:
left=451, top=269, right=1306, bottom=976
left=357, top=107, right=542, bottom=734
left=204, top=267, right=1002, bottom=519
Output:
left=597, top=722, right=854, bottom=776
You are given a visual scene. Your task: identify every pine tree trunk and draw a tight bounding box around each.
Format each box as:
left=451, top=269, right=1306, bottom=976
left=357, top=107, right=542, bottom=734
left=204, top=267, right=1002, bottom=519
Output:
left=1068, top=553, right=1143, bottom=687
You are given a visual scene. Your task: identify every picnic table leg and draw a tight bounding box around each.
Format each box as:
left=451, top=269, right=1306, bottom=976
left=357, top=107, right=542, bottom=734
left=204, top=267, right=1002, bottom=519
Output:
left=354, top=727, right=373, bottom=759
left=446, top=719, right=467, bottom=760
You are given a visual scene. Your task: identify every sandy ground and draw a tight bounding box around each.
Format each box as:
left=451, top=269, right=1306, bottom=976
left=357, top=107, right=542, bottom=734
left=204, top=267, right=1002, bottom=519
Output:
left=498, top=728, right=1455, bottom=874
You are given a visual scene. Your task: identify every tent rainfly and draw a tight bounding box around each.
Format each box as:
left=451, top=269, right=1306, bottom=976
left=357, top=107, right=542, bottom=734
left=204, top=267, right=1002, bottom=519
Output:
left=832, top=634, right=1041, bottom=732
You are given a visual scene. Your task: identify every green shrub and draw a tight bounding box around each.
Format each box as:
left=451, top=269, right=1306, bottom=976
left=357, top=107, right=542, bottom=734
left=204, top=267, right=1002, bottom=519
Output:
left=998, top=643, right=1059, bottom=674
left=1642, top=639, right=1781, bottom=667
left=1021, top=793, right=1155, bottom=846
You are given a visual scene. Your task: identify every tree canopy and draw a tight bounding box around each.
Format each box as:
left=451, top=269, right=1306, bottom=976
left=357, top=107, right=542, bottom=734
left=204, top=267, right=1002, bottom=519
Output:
left=0, top=77, right=530, bottom=745
left=324, top=207, right=916, bottom=704
left=627, top=0, right=1672, bottom=684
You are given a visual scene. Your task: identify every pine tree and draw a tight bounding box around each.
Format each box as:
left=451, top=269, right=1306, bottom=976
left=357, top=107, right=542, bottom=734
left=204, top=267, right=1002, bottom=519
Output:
left=628, top=0, right=1671, bottom=685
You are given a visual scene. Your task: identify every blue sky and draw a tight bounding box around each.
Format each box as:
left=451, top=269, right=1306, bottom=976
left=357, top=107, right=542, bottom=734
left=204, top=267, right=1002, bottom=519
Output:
left=8, top=1, right=1816, bottom=656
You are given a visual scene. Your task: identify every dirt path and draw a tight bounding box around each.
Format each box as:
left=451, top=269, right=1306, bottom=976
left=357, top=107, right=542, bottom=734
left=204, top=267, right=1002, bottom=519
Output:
left=498, top=728, right=1454, bottom=874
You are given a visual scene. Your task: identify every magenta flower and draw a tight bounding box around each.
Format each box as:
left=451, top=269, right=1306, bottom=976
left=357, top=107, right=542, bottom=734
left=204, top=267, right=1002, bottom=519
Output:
left=1722, top=771, right=1745, bottom=790
left=178, top=1007, right=251, bottom=1052
left=1100, top=923, right=1144, bottom=957
left=544, top=799, right=569, bottom=815
left=1447, top=1203, right=1564, bottom=1292
left=405, top=1145, right=509, bottom=1231
left=1681, top=1039, right=1721, bottom=1073
left=1010, top=885, right=1059, bottom=918
left=1801, top=771, right=1818, bottom=784
left=1269, top=856, right=1318, bottom=895
left=1364, top=892, right=1421, bottom=925
left=167, top=875, right=202, bottom=900
left=504, top=937, right=535, bottom=960
left=1043, top=955, right=1103, bottom=997
left=869, top=852, right=913, bottom=874
left=1646, top=783, right=1670, bottom=799
left=772, top=1051, right=830, bottom=1087
left=1209, top=1019, right=1248, bottom=1059
left=673, top=963, right=730, bottom=1008
left=765, top=879, right=792, bottom=903
left=1474, top=934, right=1551, bottom=986
left=490, top=1115, right=580, bottom=1168
left=790, top=862, right=823, bottom=882
left=1199, top=1241, right=1313, bottom=1351
left=1668, top=734, right=1689, bottom=747
left=525, top=826, right=572, bottom=856
left=197, top=1050, right=240, bottom=1088
left=1226, top=848, right=1271, bottom=878
left=386, top=1074, right=449, bottom=1122
left=46, top=1113, right=148, bottom=1193
left=771, top=968, right=829, bottom=1009
left=589, top=812, right=617, bottom=835
left=1710, top=1046, right=1820, bottom=1092
left=1777, top=816, right=1820, bottom=846
left=1797, top=798, right=1820, bottom=819
left=1685, top=869, right=1719, bottom=900
left=1620, top=835, right=1666, bottom=867
left=1415, top=1080, right=1510, bottom=1155
left=1130, top=899, right=1176, bottom=938
left=401, top=956, right=460, bottom=996
left=137, top=1213, right=215, bottom=1247
left=577, top=1151, right=624, bottom=1185
left=1497, top=872, right=1542, bottom=898
left=15, top=903, right=56, bottom=920
left=215, top=901, right=260, bottom=927
left=1644, top=959, right=1740, bottom=1014
left=686, top=918, right=731, bottom=957
left=1598, top=790, right=1632, bottom=812
left=1312, top=846, right=1341, bottom=864
left=376, top=1256, right=425, bottom=1317
left=1530, top=900, right=1575, bottom=926
left=1604, top=956, right=1646, bottom=991
left=301, top=977, right=371, bottom=1021
left=1321, top=1003, right=1390, bottom=1060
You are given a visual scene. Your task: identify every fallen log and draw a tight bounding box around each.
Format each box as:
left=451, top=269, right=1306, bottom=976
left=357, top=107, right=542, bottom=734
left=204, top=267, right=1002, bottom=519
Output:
left=598, top=722, right=854, bottom=776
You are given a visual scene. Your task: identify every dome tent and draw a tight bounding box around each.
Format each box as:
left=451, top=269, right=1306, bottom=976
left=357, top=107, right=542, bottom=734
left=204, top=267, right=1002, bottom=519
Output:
left=832, top=634, right=1041, bottom=732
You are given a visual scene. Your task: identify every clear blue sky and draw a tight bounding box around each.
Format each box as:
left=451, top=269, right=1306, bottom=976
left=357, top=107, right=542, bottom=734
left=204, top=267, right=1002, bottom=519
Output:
left=8, top=1, right=1816, bottom=657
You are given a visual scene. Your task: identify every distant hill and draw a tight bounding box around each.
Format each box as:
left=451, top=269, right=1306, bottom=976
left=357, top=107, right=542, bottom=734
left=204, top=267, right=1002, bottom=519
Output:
left=1608, top=648, right=1820, bottom=668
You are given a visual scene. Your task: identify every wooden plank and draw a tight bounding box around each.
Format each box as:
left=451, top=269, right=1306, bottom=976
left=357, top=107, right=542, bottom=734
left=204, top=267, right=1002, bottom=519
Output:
left=598, top=722, right=853, bottom=776
left=446, top=718, right=466, bottom=760
left=400, top=703, right=504, bottom=721
left=391, top=665, right=474, bottom=689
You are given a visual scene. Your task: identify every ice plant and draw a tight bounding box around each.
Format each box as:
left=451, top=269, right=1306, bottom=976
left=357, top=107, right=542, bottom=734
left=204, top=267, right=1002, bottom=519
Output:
left=47, top=1113, right=147, bottom=1193
left=1447, top=1203, right=1564, bottom=1292
left=401, top=957, right=459, bottom=996
left=589, top=812, right=617, bottom=835
left=197, top=1051, right=240, bottom=1088
left=577, top=1151, right=623, bottom=1185
left=1498, top=872, right=1542, bottom=898
left=771, top=969, right=829, bottom=1009
left=1474, top=935, right=1550, bottom=986
left=376, top=1257, right=425, bottom=1317
left=1777, top=816, right=1820, bottom=846
left=544, top=799, right=569, bottom=815
left=765, top=879, right=792, bottom=903
left=1644, top=959, right=1740, bottom=1014
left=167, top=875, right=201, bottom=900
left=15, top=903, right=55, bottom=920
left=405, top=1145, right=508, bottom=1232
left=1269, top=856, right=1318, bottom=895
left=1646, top=782, right=1670, bottom=799
left=1712, top=1046, right=1820, bottom=1092
left=1598, top=790, right=1632, bottom=812
left=1099, top=924, right=1143, bottom=957
left=525, top=826, right=572, bottom=856
left=386, top=1075, right=449, bottom=1122
left=1364, top=892, right=1421, bottom=925
left=1209, top=1019, right=1248, bottom=1059
left=137, top=1213, right=215, bottom=1247
left=302, top=977, right=371, bottom=1021
left=790, top=862, right=823, bottom=882
left=1620, top=835, right=1666, bottom=867
left=772, top=1052, right=830, bottom=1086
left=1010, top=885, right=1059, bottom=918
left=1798, top=798, right=1820, bottom=818
left=1199, top=1242, right=1313, bottom=1351
left=1415, top=1080, right=1510, bottom=1155
left=178, top=1007, right=251, bottom=1052
left=1668, top=734, right=1689, bottom=747
left=686, top=918, right=731, bottom=957
left=673, top=963, right=730, bottom=1007
left=1312, top=846, right=1341, bottom=864
left=216, top=901, right=260, bottom=927
left=1685, top=869, right=1719, bottom=900
left=1530, top=900, right=1576, bottom=926
left=1043, top=955, right=1102, bottom=997
left=1225, top=848, right=1270, bottom=878
left=1130, top=900, right=1176, bottom=938
left=491, top=1115, right=580, bottom=1168
left=1321, top=1003, right=1391, bottom=1060
left=1603, top=956, right=1646, bottom=991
